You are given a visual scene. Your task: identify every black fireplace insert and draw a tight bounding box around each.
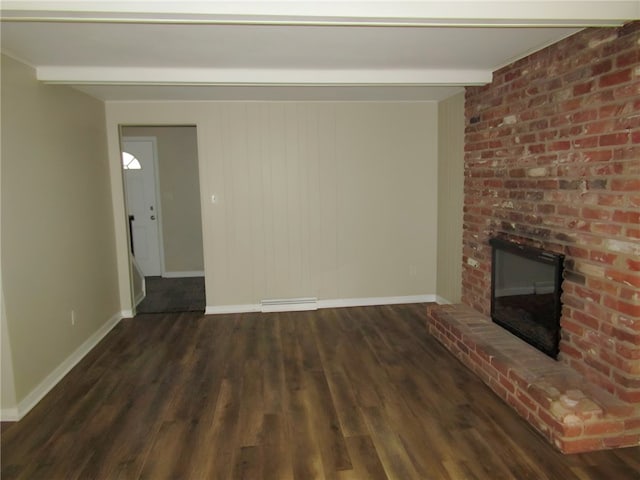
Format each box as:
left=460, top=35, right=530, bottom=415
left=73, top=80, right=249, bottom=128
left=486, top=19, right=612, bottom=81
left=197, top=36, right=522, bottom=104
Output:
left=490, top=238, right=564, bottom=359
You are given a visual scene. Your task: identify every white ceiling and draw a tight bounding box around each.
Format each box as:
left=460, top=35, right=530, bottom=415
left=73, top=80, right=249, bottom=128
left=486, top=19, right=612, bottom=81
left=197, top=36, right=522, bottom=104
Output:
left=1, top=1, right=638, bottom=101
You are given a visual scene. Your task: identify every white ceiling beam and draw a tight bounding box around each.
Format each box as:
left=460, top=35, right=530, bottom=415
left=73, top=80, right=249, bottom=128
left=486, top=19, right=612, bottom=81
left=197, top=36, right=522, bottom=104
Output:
left=36, top=66, right=492, bottom=86
left=2, top=1, right=637, bottom=26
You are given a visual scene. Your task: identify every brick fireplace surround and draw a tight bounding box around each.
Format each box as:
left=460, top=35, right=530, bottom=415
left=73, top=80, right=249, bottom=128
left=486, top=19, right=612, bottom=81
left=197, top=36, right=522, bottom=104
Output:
left=427, top=22, right=639, bottom=453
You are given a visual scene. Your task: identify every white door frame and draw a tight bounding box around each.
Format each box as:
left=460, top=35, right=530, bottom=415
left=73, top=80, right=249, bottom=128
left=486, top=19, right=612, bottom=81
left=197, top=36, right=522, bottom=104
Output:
left=121, top=135, right=166, bottom=277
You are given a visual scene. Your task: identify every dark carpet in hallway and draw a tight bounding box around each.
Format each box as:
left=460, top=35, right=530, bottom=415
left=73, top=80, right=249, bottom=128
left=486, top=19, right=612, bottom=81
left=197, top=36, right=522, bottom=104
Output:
left=136, top=276, right=205, bottom=314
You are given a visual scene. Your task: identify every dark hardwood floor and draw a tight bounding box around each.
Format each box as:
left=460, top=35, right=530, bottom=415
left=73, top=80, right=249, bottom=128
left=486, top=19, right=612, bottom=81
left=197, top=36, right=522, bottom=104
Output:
left=2, top=304, right=638, bottom=479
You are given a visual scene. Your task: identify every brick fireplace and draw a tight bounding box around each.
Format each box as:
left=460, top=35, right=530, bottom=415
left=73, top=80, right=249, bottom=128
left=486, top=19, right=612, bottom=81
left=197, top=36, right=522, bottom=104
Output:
left=428, top=21, right=639, bottom=453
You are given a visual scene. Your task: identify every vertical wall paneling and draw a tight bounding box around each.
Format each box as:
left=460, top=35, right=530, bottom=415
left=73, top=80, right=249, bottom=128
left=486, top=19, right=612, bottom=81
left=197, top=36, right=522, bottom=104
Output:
left=106, top=101, right=439, bottom=309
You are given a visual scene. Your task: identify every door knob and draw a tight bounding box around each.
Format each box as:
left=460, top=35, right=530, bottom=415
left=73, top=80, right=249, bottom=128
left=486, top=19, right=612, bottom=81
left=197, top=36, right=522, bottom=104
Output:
left=150, top=215, right=156, bottom=220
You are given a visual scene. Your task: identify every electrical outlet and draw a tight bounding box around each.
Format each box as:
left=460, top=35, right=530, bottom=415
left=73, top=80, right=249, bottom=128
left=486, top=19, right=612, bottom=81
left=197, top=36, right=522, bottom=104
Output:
left=71, top=310, right=76, bottom=326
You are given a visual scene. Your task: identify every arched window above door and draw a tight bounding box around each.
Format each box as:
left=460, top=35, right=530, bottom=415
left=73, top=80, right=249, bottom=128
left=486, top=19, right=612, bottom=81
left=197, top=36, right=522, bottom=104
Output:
left=122, top=151, right=142, bottom=170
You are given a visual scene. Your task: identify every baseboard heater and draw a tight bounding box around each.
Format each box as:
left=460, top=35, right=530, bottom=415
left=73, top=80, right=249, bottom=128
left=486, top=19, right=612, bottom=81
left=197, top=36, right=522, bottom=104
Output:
left=260, top=297, right=318, bottom=313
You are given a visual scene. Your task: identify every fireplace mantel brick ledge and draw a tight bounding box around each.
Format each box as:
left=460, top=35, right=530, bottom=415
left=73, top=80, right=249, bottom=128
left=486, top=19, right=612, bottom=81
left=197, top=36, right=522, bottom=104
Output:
left=427, top=304, right=640, bottom=453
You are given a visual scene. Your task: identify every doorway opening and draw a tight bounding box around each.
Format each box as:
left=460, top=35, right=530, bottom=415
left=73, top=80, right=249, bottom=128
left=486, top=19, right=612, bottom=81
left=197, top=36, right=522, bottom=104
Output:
left=119, top=126, right=205, bottom=314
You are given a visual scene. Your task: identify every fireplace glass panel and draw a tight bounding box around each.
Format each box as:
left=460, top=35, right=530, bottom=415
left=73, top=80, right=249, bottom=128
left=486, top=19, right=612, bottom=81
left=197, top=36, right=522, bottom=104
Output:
left=490, top=238, right=563, bottom=358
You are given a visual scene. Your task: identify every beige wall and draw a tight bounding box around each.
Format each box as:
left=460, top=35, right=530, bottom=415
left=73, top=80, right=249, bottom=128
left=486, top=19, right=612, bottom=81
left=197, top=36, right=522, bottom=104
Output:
left=1, top=286, right=17, bottom=413
left=1, top=121, right=17, bottom=411
left=121, top=126, right=204, bottom=274
left=1, top=55, right=120, bottom=405
left=106, top=102, right=439, bottom=309
left=436, top=92, right=465, bottom=303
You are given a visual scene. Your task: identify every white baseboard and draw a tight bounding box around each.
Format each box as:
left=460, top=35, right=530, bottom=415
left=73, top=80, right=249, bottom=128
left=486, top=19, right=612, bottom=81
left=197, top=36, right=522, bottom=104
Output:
left=134, top=283, right=146, bottom=307
left=205, top=294, right=436, bottom=315
left=319, top=294, right=436, bottom=309
left=435, top=295, right=453, bottom=305
left=205, top=304, right=261, bottom=315
left=2, top=310, right=125, bottom=422
left=121, top=309, right=134, bottom=318
left=134, top=294, right=146, bottom=307
left=132, top=257, right=146, bottom=307
left=0, top=407, right=19, bottom=421
left=261, top=302, right=318, bottom=313
left=162, top=271, right=204, bottom=278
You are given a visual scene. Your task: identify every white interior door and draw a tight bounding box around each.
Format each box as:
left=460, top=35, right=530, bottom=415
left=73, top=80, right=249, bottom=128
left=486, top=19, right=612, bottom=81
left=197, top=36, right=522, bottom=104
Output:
left=122, top=138, right=162, bottom=277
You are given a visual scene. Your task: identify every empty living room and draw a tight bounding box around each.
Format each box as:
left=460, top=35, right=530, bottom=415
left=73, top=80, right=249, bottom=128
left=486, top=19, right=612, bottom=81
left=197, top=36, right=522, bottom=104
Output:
left=1, top=1, right=639, bottom=479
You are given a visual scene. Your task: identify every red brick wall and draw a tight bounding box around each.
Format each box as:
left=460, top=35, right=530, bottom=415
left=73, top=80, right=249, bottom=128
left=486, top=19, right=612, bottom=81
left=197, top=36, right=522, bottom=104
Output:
left=462, top=22, right=640, bottom=404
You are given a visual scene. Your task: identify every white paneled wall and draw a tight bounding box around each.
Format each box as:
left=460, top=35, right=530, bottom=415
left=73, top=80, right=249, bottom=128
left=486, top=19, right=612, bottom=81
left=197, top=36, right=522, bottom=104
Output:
left=106, top=102, right=438, bottom=310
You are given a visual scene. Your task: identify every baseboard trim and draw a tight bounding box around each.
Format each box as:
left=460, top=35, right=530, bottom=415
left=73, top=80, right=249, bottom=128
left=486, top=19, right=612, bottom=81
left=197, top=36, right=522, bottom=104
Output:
left=3, top=310, right=125, bottom=422
left=261, top=302, right=318, bottom=313
left=319, top=294, right=437, bottom=309
left=206, top=294, right=437, bottom=315
left=134, top=282, right=146, bottom=307
left=435, top=295, right=453, bottom=305
left=134, top=293, right=146, bottom=307
left=205, top=304, right=261, bottom=315
left=132, top=257, right=146, bottom=307
left=0, top=407, right=19, bottom=422
left=162, top=271, right=204, bottom=278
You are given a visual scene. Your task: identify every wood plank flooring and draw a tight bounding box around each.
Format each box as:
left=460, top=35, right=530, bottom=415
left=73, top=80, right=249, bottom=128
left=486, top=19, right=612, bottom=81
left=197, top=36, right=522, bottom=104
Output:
left=2, top=304, right=639, bottom=479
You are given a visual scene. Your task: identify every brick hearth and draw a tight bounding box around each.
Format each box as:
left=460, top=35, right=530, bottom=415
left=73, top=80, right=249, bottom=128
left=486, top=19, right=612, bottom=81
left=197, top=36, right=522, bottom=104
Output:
left=427, top=304, right=639, bottom=453
left=429, top=21, right=639, bottom=453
